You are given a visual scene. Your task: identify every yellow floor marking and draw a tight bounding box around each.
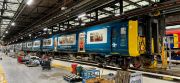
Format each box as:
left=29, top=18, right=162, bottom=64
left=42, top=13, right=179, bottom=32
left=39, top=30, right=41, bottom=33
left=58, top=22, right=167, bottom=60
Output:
left=0, top=65, right=7, bottom=83
left=51, top=60, right=72, bottom=71
left=162, top=77, right=173, bottom=81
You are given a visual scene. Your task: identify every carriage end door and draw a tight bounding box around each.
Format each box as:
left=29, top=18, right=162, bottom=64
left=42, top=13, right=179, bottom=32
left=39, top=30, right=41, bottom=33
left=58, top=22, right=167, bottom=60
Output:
left=78, top=32, right=85, bottom=52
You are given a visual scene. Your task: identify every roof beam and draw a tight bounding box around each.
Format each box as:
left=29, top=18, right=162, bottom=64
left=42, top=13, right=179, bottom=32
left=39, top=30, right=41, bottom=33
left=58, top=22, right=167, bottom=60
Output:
left=2, top=9, right=17, bottom=13
left=0, top=1, right=20, bottom=4
left=100, top=9, right=114, bottom=15
left=86, top=15, right=95, bottom=19
left=143, top=0, right=154, bottom=4
left=124, top=0, right=141, bottom=8
left=0, top=15, right=12, bottom=19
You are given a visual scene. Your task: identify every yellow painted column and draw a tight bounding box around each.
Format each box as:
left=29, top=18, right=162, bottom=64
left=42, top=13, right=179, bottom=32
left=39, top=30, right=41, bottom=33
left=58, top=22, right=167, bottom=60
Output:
left=161, top=44, right=168, bottom=69
left=0, top=65, right=7, bottom=83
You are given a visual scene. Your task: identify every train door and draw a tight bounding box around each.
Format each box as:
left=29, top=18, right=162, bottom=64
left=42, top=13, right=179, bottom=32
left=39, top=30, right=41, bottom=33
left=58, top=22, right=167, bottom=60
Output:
left=111, top=25, right=128, bottom=53
left=111, top=27, right=118, bottom=52
left=54, top=37, right=58, bottom=51
left=78, top=32, right=85, bottom=52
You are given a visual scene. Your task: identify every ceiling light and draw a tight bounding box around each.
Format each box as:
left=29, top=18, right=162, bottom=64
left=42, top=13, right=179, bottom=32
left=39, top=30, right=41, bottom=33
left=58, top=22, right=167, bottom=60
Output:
left=61, top=7, right=67, bottom=10
left=5, top=31, right=8, bottom=34
left=11, top=22, right=15, bottom=26
left=78, top=13, right=86, bottom=18
left=2, top=35, right=5, bottom=38
left=166, top=25, right=180, bottom=29
left=29, top=34, right=31, bottom=37
left=27, top=0, right=33, bottom=5
left=43, top=28, right=48, bottom=31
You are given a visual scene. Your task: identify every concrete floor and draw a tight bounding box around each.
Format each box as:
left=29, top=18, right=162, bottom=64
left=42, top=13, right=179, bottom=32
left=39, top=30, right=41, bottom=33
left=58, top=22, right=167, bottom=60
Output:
left=0, top=53, right=178, bottom=83
left=52, top=60, right=179, bottom=83
left=0, top=53, right=70, bottom=83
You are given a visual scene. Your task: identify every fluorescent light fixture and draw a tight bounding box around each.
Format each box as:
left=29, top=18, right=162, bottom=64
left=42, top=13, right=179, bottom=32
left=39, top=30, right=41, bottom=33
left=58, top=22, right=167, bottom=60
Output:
left=78, top=13, right=86, bottom=18
left=61, top=7, right=67, bottom=10
left=43, top=28, right=48, bottom=31
left=166, top=25, right=180, bottom=29
left=5, top=31, right=8, bottom=33
left=27, top=0, right=33, bottom=5
left=11, top=22, right=15, bottom=26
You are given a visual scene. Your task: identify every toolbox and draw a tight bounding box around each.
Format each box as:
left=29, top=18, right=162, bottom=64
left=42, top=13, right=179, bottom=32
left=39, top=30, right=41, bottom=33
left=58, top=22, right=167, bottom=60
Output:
left=81, top=68, right=100, bottom=83
left=63, top=74, right=82, bottom=83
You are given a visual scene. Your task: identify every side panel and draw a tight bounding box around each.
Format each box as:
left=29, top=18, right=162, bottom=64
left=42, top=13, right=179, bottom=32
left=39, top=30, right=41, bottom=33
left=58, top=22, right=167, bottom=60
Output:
left=85, top=24, right=111, bottom=54
left=27, top=42, right=33, bottom=51
left=57, top=33, right=78, bottom=53
left=128, top=20, right=140, bottom=57
left=42, top=36, right=54, bottom=52
left=33, top=40, right=41, bottom=51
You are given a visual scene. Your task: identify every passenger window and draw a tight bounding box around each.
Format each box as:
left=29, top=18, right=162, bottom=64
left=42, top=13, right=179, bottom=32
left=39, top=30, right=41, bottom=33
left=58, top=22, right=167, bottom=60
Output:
left=120, top=27, right=127, bottom=47
left=138, top=24, right=145, bottom=36
left=170, top=37, right=174, bottom=44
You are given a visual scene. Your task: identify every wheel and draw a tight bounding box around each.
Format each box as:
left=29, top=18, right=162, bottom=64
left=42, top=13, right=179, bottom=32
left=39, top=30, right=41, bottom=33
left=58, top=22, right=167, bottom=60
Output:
left=142, top=56, right=152, bottom=68
left=120, top=58, right=130, bottom=70
left=132, top=57, right=142, bottom=69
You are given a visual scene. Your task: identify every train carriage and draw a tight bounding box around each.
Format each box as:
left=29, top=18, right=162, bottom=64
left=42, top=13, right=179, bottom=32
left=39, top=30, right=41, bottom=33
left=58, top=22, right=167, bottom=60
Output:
left=42, top=36, right=55, bottom=52
left=55, top=20, right=147, bottom=69
left=32, top=40, right=41, bottom=51
left=57, top=33, right=78, bottom=53
left=166, top=29, right=180, bottom=60
left=11, top=18, right=162, bottom=70
left=22, top=42, right=27, bottom=51
left=57, top=20, right=137, bottom=55
left=26, top=42, right=33, bottom=51
left=14, top=43, right=22, bottom=52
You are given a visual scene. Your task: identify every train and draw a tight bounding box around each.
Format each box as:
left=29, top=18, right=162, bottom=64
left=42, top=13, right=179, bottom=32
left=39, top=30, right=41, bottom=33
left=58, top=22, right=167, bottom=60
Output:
left=10, top=18, right=163, bottom=70
left=166, top=29, right=180, bottom=60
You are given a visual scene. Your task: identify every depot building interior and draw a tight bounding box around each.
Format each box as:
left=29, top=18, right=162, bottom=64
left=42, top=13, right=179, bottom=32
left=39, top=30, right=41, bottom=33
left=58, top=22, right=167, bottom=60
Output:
left=0, top=0, right=180, bottom=83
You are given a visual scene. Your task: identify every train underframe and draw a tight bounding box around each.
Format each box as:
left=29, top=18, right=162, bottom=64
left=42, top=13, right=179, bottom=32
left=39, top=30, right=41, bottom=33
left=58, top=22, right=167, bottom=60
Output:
left=48, top=52, right=155, bottom=70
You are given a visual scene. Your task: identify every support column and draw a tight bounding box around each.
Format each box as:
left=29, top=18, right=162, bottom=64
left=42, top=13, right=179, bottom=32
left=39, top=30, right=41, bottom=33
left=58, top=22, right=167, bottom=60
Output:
left=119, top=0, right=123, bottom=15
left=95, top=9, right=98, bottom=21
left=145, top=16, right=152, bottom=55
left=160, top=15, right=168, bottom=69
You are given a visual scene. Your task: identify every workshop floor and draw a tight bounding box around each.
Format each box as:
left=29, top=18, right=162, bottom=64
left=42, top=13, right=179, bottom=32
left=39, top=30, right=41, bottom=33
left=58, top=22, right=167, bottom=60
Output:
left=0, top=53, right=70, bottom=83
left=0, top=52, right=178, bottom=83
